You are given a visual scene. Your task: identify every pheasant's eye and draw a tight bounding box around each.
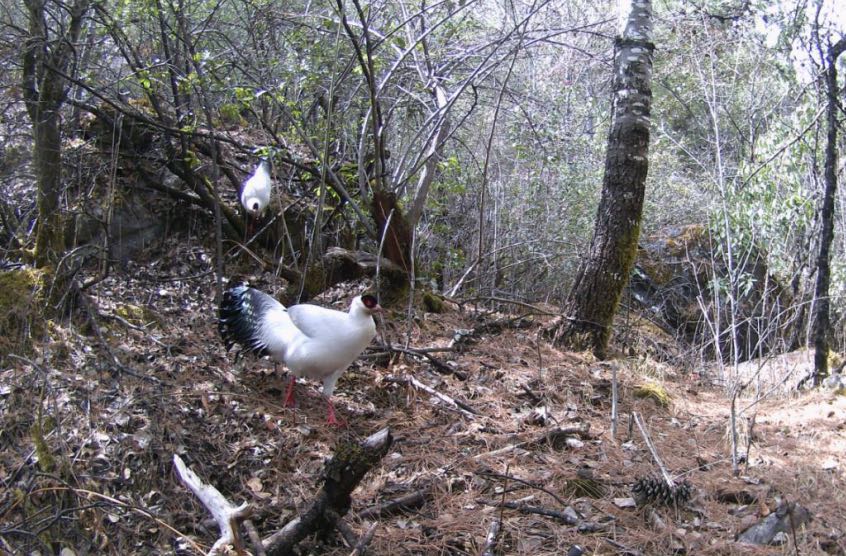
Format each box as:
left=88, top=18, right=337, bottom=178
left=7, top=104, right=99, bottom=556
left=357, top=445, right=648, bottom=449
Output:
left=361, top=295, right=378, bottom=309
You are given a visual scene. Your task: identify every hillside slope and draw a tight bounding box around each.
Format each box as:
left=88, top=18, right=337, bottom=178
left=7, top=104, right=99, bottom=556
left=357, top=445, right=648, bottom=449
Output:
left=1, top=248, right=844, bottom=555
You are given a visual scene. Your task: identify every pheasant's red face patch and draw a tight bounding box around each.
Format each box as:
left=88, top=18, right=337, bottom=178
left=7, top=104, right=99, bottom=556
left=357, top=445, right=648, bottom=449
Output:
left=361, top=295, right=380, bottom=310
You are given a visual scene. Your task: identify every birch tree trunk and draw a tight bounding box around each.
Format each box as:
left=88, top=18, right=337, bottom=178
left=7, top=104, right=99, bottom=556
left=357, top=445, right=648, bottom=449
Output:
left=553, top=0, right=654, bottom=359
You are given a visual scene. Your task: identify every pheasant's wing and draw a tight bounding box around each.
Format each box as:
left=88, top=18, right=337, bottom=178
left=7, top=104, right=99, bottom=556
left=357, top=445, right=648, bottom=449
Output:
left=287, top=304, right=348, bottom=339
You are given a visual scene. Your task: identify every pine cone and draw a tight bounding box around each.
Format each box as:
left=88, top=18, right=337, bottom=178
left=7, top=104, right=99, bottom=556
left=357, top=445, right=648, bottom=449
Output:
left=632, top=476, right=693, bottom=506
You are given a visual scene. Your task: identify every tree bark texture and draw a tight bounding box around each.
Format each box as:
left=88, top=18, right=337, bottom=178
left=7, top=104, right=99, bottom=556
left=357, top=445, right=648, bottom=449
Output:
left=812, top=37, right=846, bottom=385
left=372, top=189, right=413, bottom=276
left=553, top=0, right=654, bottom=359
left=22, top=0, right=91, bottom=267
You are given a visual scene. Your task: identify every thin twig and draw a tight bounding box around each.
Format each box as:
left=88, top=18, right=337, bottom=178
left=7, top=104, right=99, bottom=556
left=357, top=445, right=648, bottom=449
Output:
left=349, top=522, right=378, bottom=556
left=477, top=498, right=577, bottom=524
left=376, top=344, right=466, bottom=379
left=383, top=374, right=477, bottom=417
left=473, top=425, right=591, bottom=460
left=632, top=412, right=675, bottom=488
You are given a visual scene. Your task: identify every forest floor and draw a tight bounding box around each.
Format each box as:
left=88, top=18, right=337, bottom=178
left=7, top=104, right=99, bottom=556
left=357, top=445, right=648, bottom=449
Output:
left=1, top=242, right=845, bottom=555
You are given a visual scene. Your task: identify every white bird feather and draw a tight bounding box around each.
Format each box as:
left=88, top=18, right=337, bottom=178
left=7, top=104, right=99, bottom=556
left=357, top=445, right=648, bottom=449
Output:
left=218, top=279, right=381, bottom=425
left=240, top=159, right=271, bottom=217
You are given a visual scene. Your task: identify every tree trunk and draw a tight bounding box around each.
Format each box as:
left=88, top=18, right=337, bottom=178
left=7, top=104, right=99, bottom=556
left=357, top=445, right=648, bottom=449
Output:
left=553, top=0, right=654, bottom=359
left=22, top=0, right=91, bottom=268
left=32, top=107, right=65, bottom=266
left=812, top=37, right=846, bottom=385
left=372, top=189, right=413, bottom=276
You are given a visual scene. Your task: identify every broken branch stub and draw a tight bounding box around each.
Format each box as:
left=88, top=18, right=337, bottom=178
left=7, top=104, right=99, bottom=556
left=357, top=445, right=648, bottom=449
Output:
left=263, top=427, right=393, bottom=556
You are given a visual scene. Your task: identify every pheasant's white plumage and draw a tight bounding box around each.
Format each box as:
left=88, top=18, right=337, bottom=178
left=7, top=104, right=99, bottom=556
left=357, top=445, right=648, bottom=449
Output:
left=240, top=159, right=271, bottom=218
left=218, top=279, right=381, bottom=425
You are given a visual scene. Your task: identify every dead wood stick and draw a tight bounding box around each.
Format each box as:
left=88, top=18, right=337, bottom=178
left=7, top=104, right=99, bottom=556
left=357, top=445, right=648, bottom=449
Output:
left=358, top=489, right=429, bottom=520
left=611, top=363, right=619, bottom=440
left=379, top=345, right=467, bottom=379
left=244, top=520, right=267, bottom=556
left=262, top=428, right=393, bottom=555
left=329, top=511, right=359, bottom=548
left=476, top=470, right=569, bottom=507
left=173, top=454, right=251, bottom=556
left=480, top=519, right=502, bottom=556
left=384, top=375, right=477, bottom=418
left=348, top=522, right=378, bottom=556
left=632, top=412, right=675, bottom=488
left=473, top=424, right=591, bottom=460
left=477, top=498, right=578, bottom=525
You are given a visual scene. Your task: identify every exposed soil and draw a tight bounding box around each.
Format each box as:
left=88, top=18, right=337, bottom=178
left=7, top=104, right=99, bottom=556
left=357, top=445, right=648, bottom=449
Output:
left=1, top=244, right=844, bottom=555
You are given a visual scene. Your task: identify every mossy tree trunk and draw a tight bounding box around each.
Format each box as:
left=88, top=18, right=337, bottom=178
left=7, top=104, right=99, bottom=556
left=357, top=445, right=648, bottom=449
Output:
left=553, top=0, right=654, bottom=359
left=22, top=0, right=91, bottom=268
left=812, top=37, right=846, bottom=385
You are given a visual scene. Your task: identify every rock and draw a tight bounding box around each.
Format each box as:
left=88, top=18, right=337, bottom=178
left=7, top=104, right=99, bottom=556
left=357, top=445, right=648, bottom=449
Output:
left=737, top=501, right=811, bottom=545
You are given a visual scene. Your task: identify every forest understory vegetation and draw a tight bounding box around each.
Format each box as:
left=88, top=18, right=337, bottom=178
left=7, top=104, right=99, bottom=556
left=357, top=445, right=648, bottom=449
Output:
left=0, top=223, right=844, bottom=554
left=2, top=0, right=846, bottom=553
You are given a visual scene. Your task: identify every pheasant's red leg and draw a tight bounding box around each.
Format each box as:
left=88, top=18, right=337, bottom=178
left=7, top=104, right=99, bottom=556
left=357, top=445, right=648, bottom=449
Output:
left=325, top=398, right=347, bottom=427
left=283, top=376, right=297, bottom=408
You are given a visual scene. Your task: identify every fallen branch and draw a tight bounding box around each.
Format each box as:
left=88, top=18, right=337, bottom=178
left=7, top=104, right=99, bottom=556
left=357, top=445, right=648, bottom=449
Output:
left=477, top=498, right=577, bottom=524
left=244, top=520, right=267, bottom=556
left=262, top=428, right=393, bottom=555
left=358, top=488, right=430, bottom=520
left=478, top=499, right=608, bottom=533
left=375, top=345, right=467, bottom=379
left=348, top=522, right=378, bottom=556
left=383, top=375, right=477, bottom=418
left=473, top=424, right=591, bottom=460
left=480, top=519, right=501, bottom=556
left=173, top=454, right=251, bottom=556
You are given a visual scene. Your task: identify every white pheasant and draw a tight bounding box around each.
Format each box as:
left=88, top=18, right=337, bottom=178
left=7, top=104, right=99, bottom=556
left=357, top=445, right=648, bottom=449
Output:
left=218, top=278, right=381, bottom=426
left=240, top=159, right=271, bottom=234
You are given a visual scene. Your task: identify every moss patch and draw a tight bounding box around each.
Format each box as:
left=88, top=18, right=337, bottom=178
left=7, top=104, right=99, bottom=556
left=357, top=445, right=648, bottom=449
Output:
left=114, top=303, right=160, bottom=328
left=633, top=381, right=671, bottom=408
left=422, top=291, right=444, bottom=313
left=0, top=268, right=47, bottom=362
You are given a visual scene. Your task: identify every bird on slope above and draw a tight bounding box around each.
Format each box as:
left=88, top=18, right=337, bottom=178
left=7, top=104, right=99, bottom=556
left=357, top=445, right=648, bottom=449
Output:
left=240, top=159, right=271, bottom=235
left=218, top=278, right=382, bottom=426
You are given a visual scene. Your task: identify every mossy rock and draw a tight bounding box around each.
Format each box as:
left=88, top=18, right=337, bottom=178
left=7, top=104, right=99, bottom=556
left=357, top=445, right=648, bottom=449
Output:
left=633, top=382, right=671, bottom=408
left=0, top=268, right=47, bottom=362
left=422, top=291, right=444, bottom=313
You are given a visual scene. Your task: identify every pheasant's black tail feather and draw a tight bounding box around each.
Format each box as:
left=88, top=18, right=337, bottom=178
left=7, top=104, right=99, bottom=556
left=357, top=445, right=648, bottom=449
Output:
left=218, top=279, right=269, bottom=357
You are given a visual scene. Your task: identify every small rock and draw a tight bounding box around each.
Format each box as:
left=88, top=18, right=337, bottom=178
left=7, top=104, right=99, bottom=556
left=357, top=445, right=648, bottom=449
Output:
left=562, top=506, right=580, bottom=522
left=771, top=532, right=789, bottom=545
left=565, top=437, right=584, bottom=449
left=614, top=497, right=637, bottom=508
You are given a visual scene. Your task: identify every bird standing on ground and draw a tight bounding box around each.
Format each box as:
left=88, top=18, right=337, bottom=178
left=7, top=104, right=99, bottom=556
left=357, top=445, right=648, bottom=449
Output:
left=218, top=279, right=382, bottom=426
left=240, top=159, right=271, bottom=235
